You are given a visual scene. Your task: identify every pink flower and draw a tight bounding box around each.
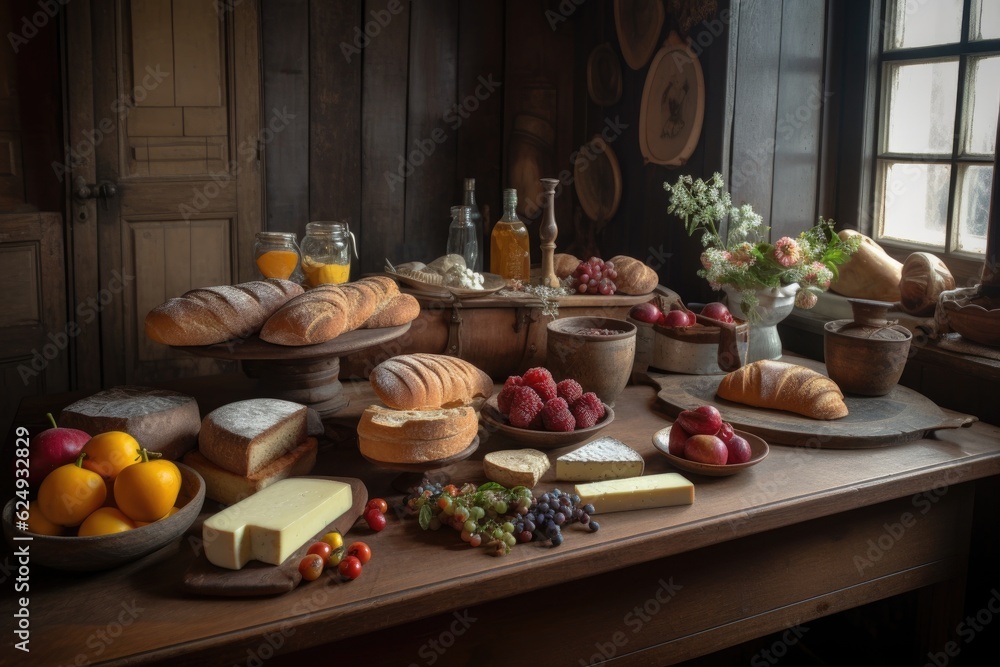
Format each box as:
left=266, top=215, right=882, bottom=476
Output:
left=773, top=237, right=801, bottom=267
left=729, top=242, right=755, bottom=268
left=803, top=261, right=832, bottom=289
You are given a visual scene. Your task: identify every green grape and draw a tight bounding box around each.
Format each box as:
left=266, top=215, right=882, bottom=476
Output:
left=494, top=500, right=508, bottom=514
left=501, top=521, right=515, bottom=534
left=502, top=533, right=516, bottom=547
left=463, top=519, right=477, bottom=533
left=491, top=527, right=503, bottom=540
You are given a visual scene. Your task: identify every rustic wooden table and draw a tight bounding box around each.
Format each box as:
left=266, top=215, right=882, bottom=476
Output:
left=3, top=376, right=999, bottom=666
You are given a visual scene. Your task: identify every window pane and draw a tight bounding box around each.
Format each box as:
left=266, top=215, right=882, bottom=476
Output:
left=888, top=0, right=963, bottom=49
left=955, top=165, right=992, bottom=253
left=885, top=61, right=958, bottom=154
left=971, top=0, right=1000, bottom=40
left=879, top=161, right=950, bottom=247
left=964, top=55, right=1000, bottom=155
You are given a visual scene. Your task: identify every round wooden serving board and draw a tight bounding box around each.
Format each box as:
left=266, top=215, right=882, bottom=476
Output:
left=182, top=476, right=367, bottom=597
left=652, top=358, right=976, bottom=448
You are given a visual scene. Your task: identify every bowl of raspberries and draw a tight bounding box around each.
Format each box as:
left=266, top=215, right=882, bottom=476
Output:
left=480, top=367, right=615, bottom=447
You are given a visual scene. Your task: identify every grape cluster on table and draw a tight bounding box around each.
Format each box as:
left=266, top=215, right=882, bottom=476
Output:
left=403, top=480, right=599, bottom=556
left=568, top=257, right=618, bottom=295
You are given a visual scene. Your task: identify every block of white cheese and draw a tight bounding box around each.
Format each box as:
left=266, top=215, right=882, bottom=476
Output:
left=202, top=478, right=352, bottom=569
left=575, top=473, right=694, bottom=513
left=556, top=437, right=644, bottom=482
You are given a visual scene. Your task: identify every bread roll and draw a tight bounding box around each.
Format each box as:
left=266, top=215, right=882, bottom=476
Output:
left=362, top=293, right=421, bottom=329
left=716, top=360, right=848, bottom=420
left=830, top=230, right=903, bottom=302
left=370, top=353, right=494, bottom=409
left=554, top=253, right=581, bottom=279
left=899, top=252, right=955, bottom=316
left=609, top=255, right=658, bottom=295
left=145, top=279, right=303, bottom=346
left=260, top=276, right=399, bottom=346
left=357, top=405, right=478, bottom=463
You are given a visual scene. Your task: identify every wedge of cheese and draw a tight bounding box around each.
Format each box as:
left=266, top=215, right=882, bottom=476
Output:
left=202, top=478, right=352, bottom=569
left=556, top=437, right=644, bottom=482
left=575, top=473, right=694, bottom=513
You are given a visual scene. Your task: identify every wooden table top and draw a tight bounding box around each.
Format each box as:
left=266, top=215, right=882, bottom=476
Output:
left=4, top=377, right=1000, bottom=666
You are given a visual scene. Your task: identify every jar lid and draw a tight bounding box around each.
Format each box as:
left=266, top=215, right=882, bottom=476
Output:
left=825, top=298, right=912, bottom=342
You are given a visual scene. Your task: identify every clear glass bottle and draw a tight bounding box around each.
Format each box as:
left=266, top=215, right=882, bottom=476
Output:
left=462, top=178, right=484, bottom=271
left=299, top=221, right=356, bottom=287
left=490, top=188, right=530, bottom=280
left=447, top=206, right=479, bottom=271
left=253, top=231, right=301, bottom=280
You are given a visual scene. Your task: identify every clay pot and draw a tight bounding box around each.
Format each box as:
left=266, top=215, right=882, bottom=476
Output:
left=824, top=299, right=912, bottom=396
left=546, top=317, right=636, bottom=406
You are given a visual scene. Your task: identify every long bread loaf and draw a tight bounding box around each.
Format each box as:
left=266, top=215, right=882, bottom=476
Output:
left=716, top=360, right=848, bottom=420
left=144, top=279, right=303, bottom=346
left=260, top=276, right=399, bottom=346
left=370, top=353, right=493, bottom=409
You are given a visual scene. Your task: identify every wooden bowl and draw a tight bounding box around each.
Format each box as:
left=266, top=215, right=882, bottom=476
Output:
left=546, top=317, right=636, bottom=406
left=652, top=426, right=769, bottom=477
left=480, top=397, right=614, bottom=449
left=943, top=300, right=1000, bottom=347
left=2, top=463, right=205, bottom=571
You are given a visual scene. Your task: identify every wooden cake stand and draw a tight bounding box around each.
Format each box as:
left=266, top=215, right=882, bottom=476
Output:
left=178, top=323, right=411, bottom=417
left=362, top=436, right=480, bottom=493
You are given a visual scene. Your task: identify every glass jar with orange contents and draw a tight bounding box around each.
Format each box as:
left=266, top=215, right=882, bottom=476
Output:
left=299, top=221, right=357, bottom=287
left=254, top=232, right=301, bottom=281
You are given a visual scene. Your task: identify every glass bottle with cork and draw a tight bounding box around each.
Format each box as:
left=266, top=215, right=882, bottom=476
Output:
left=490, top=188, right=530, bottom=281
left=461, top=178, right=484, bottom=271
left=447, top=206, right=479, bottom=272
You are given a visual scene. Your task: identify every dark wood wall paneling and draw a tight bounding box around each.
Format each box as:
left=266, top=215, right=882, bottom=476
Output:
left=260, top=0, right=835, bottom=304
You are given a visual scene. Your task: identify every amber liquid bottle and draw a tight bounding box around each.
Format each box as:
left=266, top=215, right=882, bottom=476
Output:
left=490, top=188, right=530, bottom=280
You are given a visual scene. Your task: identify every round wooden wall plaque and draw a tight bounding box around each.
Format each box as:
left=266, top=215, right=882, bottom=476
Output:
left=638, top=32, right=705, bottom=167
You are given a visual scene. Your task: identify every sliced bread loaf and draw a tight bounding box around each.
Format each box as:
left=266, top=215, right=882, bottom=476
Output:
left=198, top=399, right=308, bottom=476
left=357, top=404, right=478, bottom=464
left=483, top=449, right=551, bottom=488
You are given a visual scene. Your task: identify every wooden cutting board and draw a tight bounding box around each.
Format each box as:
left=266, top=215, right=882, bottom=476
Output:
left=182, top=477, right=367, bottom=596
left=652, top=359, right=976, bottom=448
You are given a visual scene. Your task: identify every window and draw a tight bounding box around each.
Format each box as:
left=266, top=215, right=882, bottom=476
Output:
left=875, top=0, right=1000, bottom=256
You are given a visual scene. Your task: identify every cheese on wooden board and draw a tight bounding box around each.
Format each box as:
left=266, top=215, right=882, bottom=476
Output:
left=575, top=473, right=694, bottom=513
left=556, top=437, right=644, bottom=482
left=202, top=478, right=352, bottom=569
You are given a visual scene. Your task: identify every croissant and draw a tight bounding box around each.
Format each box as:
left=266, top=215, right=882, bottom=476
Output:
left=716, top=360, right=848, bottom=420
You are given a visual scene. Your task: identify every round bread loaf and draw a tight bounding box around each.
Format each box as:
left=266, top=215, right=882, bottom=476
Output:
left=357, top=405, right=478, bottom=463
left=609, top=255, right=659, bottom=295
left=370, top=353, right=494, bottom=409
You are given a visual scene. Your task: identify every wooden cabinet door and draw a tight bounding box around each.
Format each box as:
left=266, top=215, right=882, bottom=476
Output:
left=65, top=0, right=263, bottom=387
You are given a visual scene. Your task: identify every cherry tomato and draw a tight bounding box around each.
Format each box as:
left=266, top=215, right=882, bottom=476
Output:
left=307, top=542, right=332, bottom=560
left=365, top=509, right=387, bottom=532
left=338, top=555, right=362, bottom=580
left=327, top=548, right=345, bottom=568
left=298, top=554, right=325, bottom=582
left=366, top=498, right=388, bottom=514
left=347, top=541, right=372, bottom=565
left=320, top=531, right=344, bottom=551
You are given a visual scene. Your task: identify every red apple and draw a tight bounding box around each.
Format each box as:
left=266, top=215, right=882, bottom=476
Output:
left=725, top=434, right=752, bottom=464
left=660, top=309, right=695, bottom=327
left=701, top=302, right=734, bottom=323
left=27, top=413, right=91, bottom=486
left=717, top=421, right=735, bottom=445
left=676, top=405, right=723, bottom=435
left=684, top=434, right=729, bottom=465
left=668, top=423, right=691, bottom=456
left=629, top=302, right=663, bottom=324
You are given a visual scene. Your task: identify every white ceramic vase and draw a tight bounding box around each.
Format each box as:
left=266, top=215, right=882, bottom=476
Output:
left=722, top=283, right=800, bottom=362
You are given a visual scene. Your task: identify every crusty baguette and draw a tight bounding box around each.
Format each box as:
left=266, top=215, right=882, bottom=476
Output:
left=370, top=353, right=494, bottom=409
left=362, top=293, right=420, bottom=329
left=183, top=438, right=318, bottom=506
left=144, top=279, right=303, bottom=346
left=609, top=255, right=658, bottom=295
left=483, top=449, right=551, bottom=488
left=357, top=407, right=478, bottom=464
left=716, top=360, right=848, bottom=420
left=260, top=276, right=399, bottom=346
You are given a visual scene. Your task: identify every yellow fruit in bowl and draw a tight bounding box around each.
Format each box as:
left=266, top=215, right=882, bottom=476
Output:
left=37, top=454, right=107, bottom=526
left=115, top=448, right=181, bottom=523
left=134, top=506, right=180, bottom=527
left=25, top=501, right=66, bottom=536
left=78, top=507, right=136, bottom=536
left=82, top=431, right=141, bottom=482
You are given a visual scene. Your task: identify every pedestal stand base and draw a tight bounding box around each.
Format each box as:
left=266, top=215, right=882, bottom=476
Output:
left=242, top=357, right=349, bottom=417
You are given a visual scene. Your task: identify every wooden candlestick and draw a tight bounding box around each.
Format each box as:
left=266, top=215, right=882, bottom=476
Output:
left=539, top=178, right=560, bottom=288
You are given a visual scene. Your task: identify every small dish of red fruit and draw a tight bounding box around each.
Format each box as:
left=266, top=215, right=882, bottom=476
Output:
left=651, top=405, right=768, bottom=476
left=480, top=367, right=615, bottom=448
